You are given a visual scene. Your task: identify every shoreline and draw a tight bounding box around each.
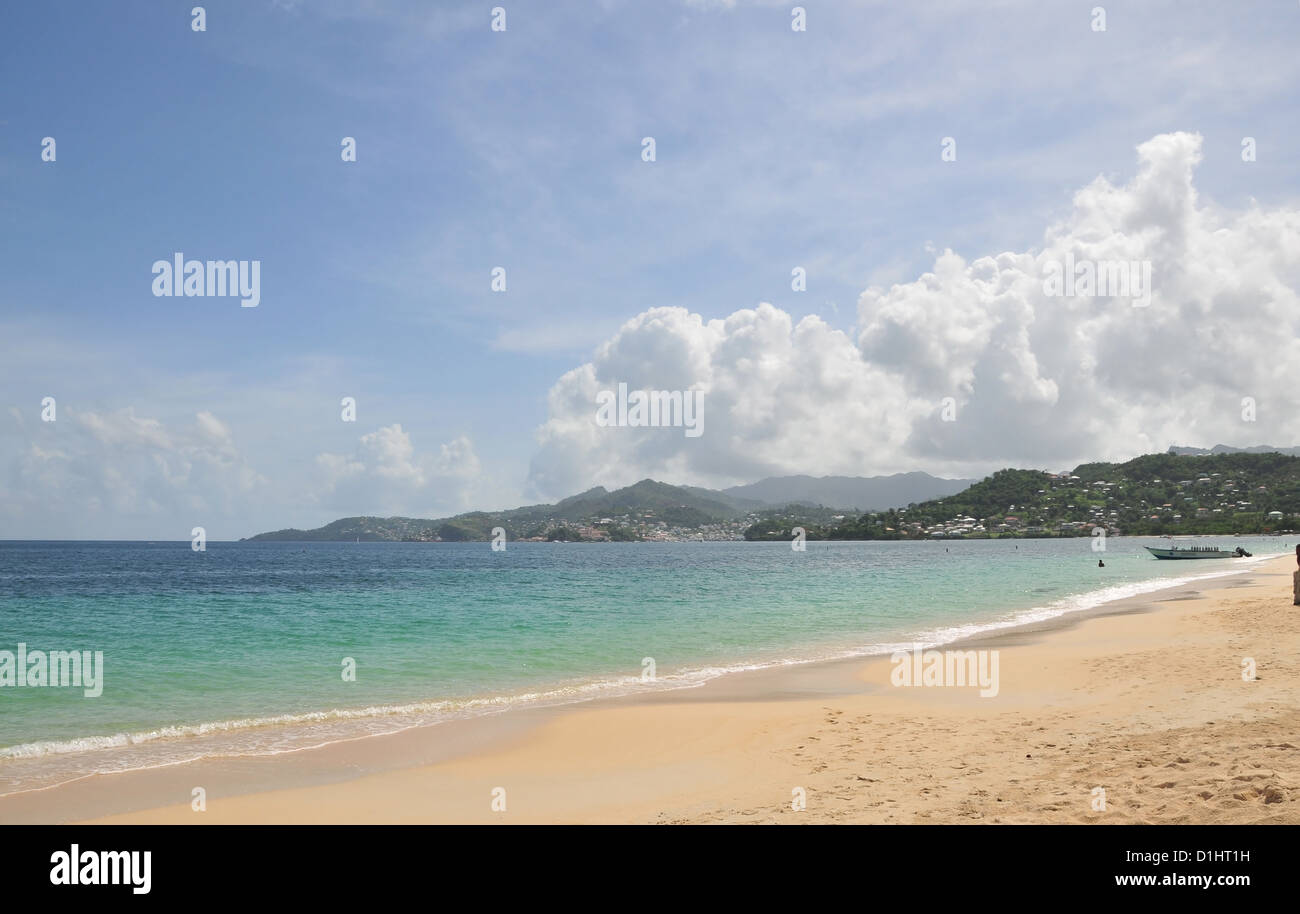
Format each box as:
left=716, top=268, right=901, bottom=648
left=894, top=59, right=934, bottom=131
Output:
left=1, top=553, right=1295, bottom=823
left=0, top=551, right=1276, bottom=795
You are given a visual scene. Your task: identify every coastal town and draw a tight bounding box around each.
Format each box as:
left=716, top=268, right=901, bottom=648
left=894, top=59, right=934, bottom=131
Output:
left=247, top=453, right=1300, bottom=544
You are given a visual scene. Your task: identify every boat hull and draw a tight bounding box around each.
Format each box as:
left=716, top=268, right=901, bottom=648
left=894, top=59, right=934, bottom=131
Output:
left=1144, top=546, right=1237, bottom=559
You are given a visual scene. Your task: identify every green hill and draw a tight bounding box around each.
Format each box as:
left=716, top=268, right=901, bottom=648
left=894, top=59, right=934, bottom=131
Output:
left=819, top=453, right=1300, bottom=540
left=244, top=478, right=746, bottom=542
left=247, top=453, right=1300, bottom=543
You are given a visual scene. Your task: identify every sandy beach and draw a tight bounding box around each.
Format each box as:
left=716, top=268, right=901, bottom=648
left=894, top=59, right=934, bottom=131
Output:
left=2, top=553, right=1297, bottom=825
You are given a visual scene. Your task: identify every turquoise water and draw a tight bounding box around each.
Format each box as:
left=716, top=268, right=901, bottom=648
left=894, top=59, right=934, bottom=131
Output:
left=0, top=537, right=1288, bottom=794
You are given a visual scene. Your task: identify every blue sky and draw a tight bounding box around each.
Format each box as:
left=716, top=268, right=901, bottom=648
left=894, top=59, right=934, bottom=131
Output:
left=3, top=1, right=1300, bottom=538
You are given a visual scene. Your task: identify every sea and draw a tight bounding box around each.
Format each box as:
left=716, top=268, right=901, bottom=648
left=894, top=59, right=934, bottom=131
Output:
left=0, top=536, right=1288, bottom=795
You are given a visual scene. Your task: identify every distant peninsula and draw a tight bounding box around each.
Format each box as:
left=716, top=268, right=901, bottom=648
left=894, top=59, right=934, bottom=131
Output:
left=242, top=453, right=1300, bottom=543
left=242, top=472, right=971, bottom=542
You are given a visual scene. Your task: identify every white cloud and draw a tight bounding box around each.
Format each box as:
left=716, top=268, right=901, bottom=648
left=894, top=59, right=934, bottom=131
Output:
left=528, top=132, right=1300, bottom=497
left=528, top=303, right=919, bottom=497
left=0, top=408, right=267, bottom=538
left=313, top=424, right=484, bottom=516
left=491, top=320, right=620, bottom=354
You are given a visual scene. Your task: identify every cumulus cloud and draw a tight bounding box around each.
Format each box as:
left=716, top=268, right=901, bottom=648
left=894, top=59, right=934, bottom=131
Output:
left=0, top=407, right=267, bottom=537
left=528, top=305, right=916, bottom=498
left=313, top=424, right=483, bottom=516
left=527, top=132, right=1300, bottom=497
left=0, top=409, right=487, bottom=536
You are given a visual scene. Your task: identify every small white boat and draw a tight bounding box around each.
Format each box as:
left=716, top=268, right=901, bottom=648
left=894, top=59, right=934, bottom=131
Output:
left=1145, top=544, right=1249, bottom=559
